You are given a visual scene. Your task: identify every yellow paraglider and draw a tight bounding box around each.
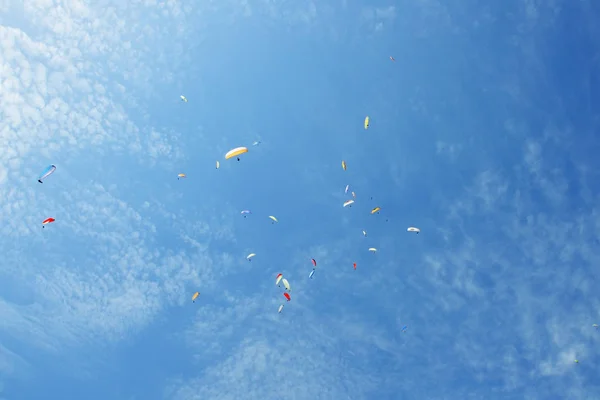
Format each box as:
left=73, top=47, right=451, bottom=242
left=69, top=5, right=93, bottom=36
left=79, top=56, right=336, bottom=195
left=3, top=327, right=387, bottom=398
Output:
left=225, top=147, right=248, bottom=160
left=364, top=116, right=370, bottom=129
left=371, top=207, right=381, bottom=214
left=192, top=292, right=199, bottom=302
left=178, top=173, right=186, bottom=180
left=342, top=160, right=347, bottom=171
left=269, top=215, right=278, bottom=223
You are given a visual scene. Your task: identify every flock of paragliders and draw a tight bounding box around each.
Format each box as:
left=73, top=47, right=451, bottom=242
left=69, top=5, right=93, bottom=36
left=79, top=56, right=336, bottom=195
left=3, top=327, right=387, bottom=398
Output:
left=35, top=99, right=422, bottom=319
left=35, top=97, right=599, bottom=348
left=30, top=58, right=598, bottom=364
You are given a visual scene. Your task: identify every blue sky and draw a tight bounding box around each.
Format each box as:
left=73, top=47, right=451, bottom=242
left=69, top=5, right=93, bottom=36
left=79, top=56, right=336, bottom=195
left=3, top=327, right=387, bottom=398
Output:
left=1, top=0, right=599, bottom=399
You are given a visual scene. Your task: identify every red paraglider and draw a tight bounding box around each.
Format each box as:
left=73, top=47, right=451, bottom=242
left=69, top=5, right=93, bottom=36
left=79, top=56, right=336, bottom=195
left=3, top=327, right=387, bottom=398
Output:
left=283, top=292, right=291, bottom=301
left=42, top=217, right=55, bottom=228
left=311, top=258, right=317, bottom=267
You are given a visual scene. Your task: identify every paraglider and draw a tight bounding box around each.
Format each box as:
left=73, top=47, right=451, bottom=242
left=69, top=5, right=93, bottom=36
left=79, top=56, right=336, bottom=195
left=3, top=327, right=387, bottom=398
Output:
left=225, top=146, right=248, bottom=161
left=278, top=304, right=284, bottom=313
left=192, top=292, right=199, bottom=302
left=38, top=165, right=56, bottom=183
left=352, top=191, right=356, bottom=199
left=282, top=278, right=291, bottom=292
left=390, top=56, right=395, bottom=62
left=407, top=227, right=420, bottom=234
left=275, top=274, right=283, bottom=286
left=180, top=95, right=188, bottom=102
left=247, top=253, right=256, bottom=261
left=269, top=216, right=278, bottom=224
left=371, top=207, right=381, bottom=214
left=177, top=173, right=186, bottom=180
left=241, top=210, right=251, bottom=218
left=283, top=292, right=291, bottom=301
left=364, top=116, right=370, bottom=129
left=343, top=200, right=354, bottom=208
left=345, top=185, right=350, bottom=194
left=311, top=259, right=317, bottom=268
left=216, top=161, right=220, bottom=169
left=252, top=141, right=261, bottom=146
left=401, top=325, right=408, bottom=333
left=362, top=230, right=367, bottom=237
left=368, top=247, right=377, bottom=253
left=341, top=161, right=347, bottom=171
left=353, top=262, right=357, bottom=270
left=309, top=270, right=315, bottom=279
left=42, top=217, right=55, bottom=228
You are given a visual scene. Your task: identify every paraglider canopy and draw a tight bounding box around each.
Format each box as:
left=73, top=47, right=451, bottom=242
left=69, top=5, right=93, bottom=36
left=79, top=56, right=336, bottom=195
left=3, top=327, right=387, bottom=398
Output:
left=364, top=116, right=370, bottom=129
left=283, top=292, right=291, bottom=301
left=42, top=217, right=55, bottom=228
left=192, top=292, right=199, bottom=302
left=225, top=147, right=248, bottom=160
left=38, top=165, right=56, bottom=183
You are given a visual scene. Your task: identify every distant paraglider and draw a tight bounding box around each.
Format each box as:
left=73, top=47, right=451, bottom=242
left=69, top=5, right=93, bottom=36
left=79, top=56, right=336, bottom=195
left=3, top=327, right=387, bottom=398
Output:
left=38, top=165, right=56, bottom=183
left=225, top=146, right=248, bottom=161
left=42, top=217, right=55, bottom=228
